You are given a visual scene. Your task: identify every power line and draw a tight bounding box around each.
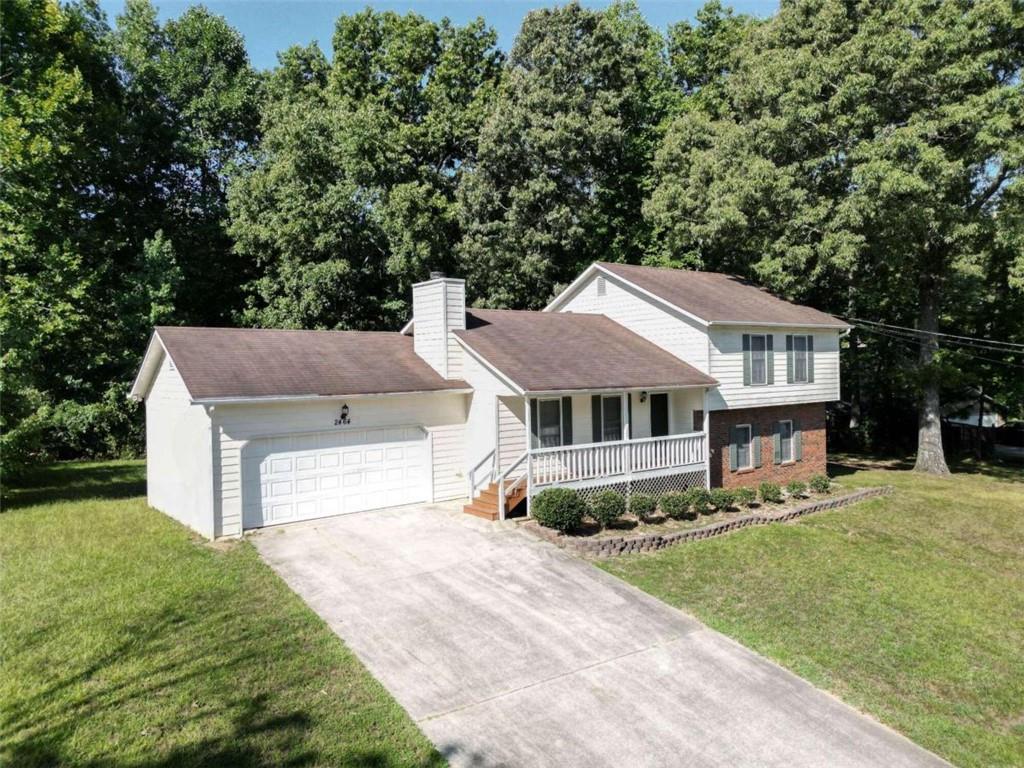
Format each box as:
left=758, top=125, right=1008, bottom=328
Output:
left=840, top=315, right=1024, bottom=352
left=853, top=323, right=1024, bottom=356
left=853, top=324, right=1024, bottom=369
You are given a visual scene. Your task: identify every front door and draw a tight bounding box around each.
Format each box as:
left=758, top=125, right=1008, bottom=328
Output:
left=650, top=393, right=669, bottom=437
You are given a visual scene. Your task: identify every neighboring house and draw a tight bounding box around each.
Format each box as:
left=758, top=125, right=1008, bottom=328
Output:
left=943, top=389, right=1007, bottom=429
left=131, top=262, right=849, bottom=539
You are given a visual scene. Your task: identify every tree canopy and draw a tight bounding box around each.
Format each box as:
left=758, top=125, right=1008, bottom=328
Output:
left=2, top=0, right=1021, bottom=477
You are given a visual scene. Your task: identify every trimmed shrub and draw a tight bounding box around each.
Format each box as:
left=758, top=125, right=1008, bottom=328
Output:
left=659, top=491, right=693, bottom=520
left=709, top=488, right=735, bottom=512
left=759, top=481, right=783, bottom=504
left=590, top=490, right=626, bottom=528
left=685, top=487, right=713, bottom=515
left=532, top=487, right=586, bottom=532
left=809, top=474, right=832, bottom=494
left=734, top=486, right=757, bottom=507
left=786, top=480, right=807, bottom=498
left=629, top=493, right=657, bottom=523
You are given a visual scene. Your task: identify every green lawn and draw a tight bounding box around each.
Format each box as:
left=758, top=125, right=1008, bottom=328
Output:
left=0, top=461, right=443, bottom=768
left=601, top=458, right=1024, bottom=768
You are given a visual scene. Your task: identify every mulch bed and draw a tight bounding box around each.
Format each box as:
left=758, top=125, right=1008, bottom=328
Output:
left=522, top=486, right=893, bottom=558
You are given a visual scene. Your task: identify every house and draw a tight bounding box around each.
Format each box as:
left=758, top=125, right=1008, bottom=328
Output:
left=130, top=262, right=850, bottom=538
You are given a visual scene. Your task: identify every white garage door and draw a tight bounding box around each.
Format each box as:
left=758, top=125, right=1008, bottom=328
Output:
left=242, top=427, right=429, bottom=529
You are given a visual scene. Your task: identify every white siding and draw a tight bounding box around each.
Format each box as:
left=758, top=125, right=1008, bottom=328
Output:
left=564, top=390, right=703, bottom=442
left=413, top=281, right=445, bottom=376
left=412, top=277, right=465, bottom=379
left=445, top=281, right=466, bottom=380
left=557, top=271, right=710, bottom=372
left=461, top=350, right=518, bottom=483
left=145, top=353, right=214, bottom=538
left=708, top=327, right=841, bottom=410
left=497, top=396, right=526, bottom=471
left=211, top=392, right=468, bottom=537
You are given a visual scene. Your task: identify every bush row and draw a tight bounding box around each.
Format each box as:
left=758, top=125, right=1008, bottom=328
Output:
left=531, top=474, right=833, bottom=531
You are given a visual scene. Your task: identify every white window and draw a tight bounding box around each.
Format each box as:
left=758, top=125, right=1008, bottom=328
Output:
left=779, top=420, right=794, bottom=462
left=750, top=335, right=767, bottom=385
left=793, top=336, right=809, bottom=383
left=735, top=424, right=753, bottom=469
left=538, top=398, right=562, bottom=448
left=600, top=395, right=622, bottom=442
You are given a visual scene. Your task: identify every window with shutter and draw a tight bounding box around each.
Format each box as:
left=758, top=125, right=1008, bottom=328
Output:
left=779, top=420, right=794, bottom=462
left=538, top=399, right=562, bottom=447
left=749, top=335, right=768, bottom=385
left=734, top=424, right=753, bottom=470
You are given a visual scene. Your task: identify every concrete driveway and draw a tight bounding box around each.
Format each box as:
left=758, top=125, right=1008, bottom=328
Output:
left=251, top=503, right=947, bottom=768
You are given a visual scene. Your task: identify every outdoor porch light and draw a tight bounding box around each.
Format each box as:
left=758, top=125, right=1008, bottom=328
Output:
left=335, top=403, right=350, bottom=426
left=640, top=391, right=648, bottom=403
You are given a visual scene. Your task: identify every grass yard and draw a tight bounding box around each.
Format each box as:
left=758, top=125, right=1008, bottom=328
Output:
left=601, top=457, right=1024, bottom=768
left=0, top=461, right=444, bottom=768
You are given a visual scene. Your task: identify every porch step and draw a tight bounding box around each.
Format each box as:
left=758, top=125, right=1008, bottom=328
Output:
left=462, top=481, right=524, bottom=522
left=463, top=502, right=499, bottom=521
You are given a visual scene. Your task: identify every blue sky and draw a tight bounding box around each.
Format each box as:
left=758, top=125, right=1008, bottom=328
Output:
left=97, top=0, right=780, bottom=70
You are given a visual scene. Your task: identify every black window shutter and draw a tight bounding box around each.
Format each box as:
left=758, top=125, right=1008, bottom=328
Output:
left=742, top=334, right=752, bottom=386
left=752, top=423, right=762, bottom=468
left=627, top=393, right=633, bottom=438
left=561, top=396, right=573, bottom=445
left=766, top=335, right=775, bottom=385
left=529, top=398, right=539, bottom=449
left=786, top=335, right=794, bottom=383
left=591, top=395, right=602, bottom=443
left=807, top=336, right=815, bottom=383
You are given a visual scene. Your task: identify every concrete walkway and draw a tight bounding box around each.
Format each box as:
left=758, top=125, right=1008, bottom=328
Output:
left=251, top=503, right=948, bottom=768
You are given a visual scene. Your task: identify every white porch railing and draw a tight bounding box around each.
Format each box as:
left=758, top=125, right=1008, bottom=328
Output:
left=530, top=432, right=705, bottom=488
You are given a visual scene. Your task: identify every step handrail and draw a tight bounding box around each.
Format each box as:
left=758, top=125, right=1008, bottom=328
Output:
left=497, top=451, right=529, bottom=521
left=469, top=449, right=496, bottom=497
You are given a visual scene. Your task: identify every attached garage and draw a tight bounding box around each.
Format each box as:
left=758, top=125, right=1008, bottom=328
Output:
left=131, top=326, right=470, bottom=539
left=242, top=426, right=430, bottom=529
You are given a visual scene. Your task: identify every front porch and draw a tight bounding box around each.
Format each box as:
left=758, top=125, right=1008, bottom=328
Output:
left=467, top=388, right=710, bottom=520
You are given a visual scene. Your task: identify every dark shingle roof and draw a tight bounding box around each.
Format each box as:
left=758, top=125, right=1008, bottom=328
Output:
left=454, top=310, right=716, bottom=393
left=154, top=327, right=467, bottom=401
left=597, top=262, right=849, bottom=327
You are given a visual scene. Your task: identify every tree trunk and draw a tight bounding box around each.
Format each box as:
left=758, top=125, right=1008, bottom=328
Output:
left=913, top=275, right=950, bottom=475
left=848, top=328, right=861, bottom=431
left=975, top=385, right=985, bottom=459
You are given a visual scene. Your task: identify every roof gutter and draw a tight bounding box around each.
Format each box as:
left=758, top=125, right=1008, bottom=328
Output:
left=706, top=320, right=851, bottom=330
left=191, top=388, right=473, bottom=406
left=524, top=383, right=716, bottom=397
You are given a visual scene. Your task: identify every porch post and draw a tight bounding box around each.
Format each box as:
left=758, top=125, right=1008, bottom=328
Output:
left=524, top=395, right=533, bottom=515
left=622, top=391, right=631, bottom=484
left=493, top=396, right=500, bottom=482
left=703, top=387, right=711, bottom=489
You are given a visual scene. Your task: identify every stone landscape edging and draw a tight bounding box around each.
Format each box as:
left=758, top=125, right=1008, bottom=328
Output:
left=523, top=486, right=893, bottom=558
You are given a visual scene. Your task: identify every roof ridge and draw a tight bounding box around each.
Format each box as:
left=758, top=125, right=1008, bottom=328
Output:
left=156, top=326, right=403, bottom=335
left=598, top=261, right=745, bottom=281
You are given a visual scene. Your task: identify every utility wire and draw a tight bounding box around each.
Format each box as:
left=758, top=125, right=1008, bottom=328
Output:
left=840, top=315, right=1024, bottom=351
left=853, top=324, right=1024, bottom=369
left=852, top=323, right=1024, bottom=356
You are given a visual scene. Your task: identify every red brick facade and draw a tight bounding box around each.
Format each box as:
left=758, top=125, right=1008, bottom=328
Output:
left=709, top=403, right=826, bottom=489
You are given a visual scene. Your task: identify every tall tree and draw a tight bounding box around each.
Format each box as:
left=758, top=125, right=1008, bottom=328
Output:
left=0, top=0, right=258, bottom=473
left=457, top=1, right=674, bottom=308
left=645, top=0, right=1024, bottom=473
left=228, top=10, right=503, bottom=330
